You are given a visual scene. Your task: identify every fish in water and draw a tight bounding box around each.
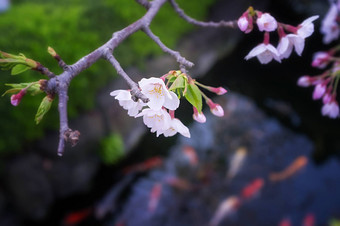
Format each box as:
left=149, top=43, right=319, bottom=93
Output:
left=209, top=196, right=240, bottom=226
left=269, top=156, right=308, bottom=182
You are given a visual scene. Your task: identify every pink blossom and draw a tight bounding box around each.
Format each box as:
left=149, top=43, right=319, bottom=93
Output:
left=312, top=83, right=327, bottom=100
left=311, top=51, right=331, bottom=69
left=256, top=13, right=277, bottom=32
left=322, top=92, right=332, bottom=104
left=321, top=4, right=340, bottom=44
left=207, top=100, right=224, bottom=117
left=193, top=107, right=206, bottom=123
left=10, top=89, right=27, bottom=106
left=322, top=101, right=339, bottom=118
left=245, top=43, right=281, bottom=64
left=238, top=12, right=253, bottom=33
left=297, top=76, right=312, bottom=87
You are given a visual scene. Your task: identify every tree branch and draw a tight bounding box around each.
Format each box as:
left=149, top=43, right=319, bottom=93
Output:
left=169, top=0, right=237, bottom=28
left=135, top=0, right=151, bottom=9
left=142, top=26, right=194, bottom=69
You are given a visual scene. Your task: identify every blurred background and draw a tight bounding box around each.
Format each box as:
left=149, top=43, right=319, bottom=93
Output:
left=1, top=0, right=340, bottom=225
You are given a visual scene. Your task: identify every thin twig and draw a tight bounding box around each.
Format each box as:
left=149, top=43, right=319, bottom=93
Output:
left=169, top=0, right=237, bottom=28
left=142, top=26, right=194, bottom=68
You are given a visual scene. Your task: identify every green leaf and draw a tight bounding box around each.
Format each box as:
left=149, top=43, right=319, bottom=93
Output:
left=35, top=96, right=53, bottom=124
left=184, top=83, right=202, bottom=113
left=5, top=83, right=42, bottom=96
left=169, top=75, right=185, bottom=91
left=99, top=133, right=125, bottom=165
left=11, top=64, right=31, bottom=75
left=2, top=88, right=21, bottom=97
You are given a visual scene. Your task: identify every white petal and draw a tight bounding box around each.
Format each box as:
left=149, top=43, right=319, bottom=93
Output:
left=245, top=44, right=267, bottom=60
left=163, top=91, right=180, bottom=110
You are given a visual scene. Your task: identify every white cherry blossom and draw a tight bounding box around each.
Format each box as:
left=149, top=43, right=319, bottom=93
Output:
left=277, top=34, right=305, bottom=59
left=110, top=89, right=145, bottom=116
left=245, top=43, right=281, bottom=64
left=139, top=77, right=179, bottom=111
left=322, top=101, right=339, bottom=118
left=297, top=15, right=319, bottom=38
left=136, top=108, right=172, bottom=136
left=162, top=118, right=190, bottom=138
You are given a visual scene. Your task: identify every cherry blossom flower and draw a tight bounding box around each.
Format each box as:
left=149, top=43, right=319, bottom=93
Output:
left=322, top=100, right=339, bottom=118
left=256, top=13, right=277, bottom=32
left=162, top=118, right=190, bottom=138
left=193, top=107, right=206, bottom=123
left=10, top=89, right=27, bottom=106
left=110, top=89, right=145, bottom=116
left=139, top=77, right=179, bottom=111
left=136, top=108, right=172, bottom=136
left=277, top=34, right=305, bottom=59
left=245, top=43, right=281, bottom=64
left=297, top=15, right=319, bottom=38
left=320, top=3, right=340, bottom=44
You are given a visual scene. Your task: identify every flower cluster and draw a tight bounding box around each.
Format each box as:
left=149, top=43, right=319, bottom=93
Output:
left=110, top=71, right=227, bottom=138
left=238, top=7, right=318, bottom=64
left=297, top=49, right=340, bottom=119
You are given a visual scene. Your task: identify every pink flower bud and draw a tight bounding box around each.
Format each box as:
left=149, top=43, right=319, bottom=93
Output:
left=207, top=100, right=224, bottom=117
left=209, top=86, right=228, bottom=95
left=237, top=12, right=253, bottom=33
left=193, top=107, right=206, bottom=123
left=322, top=101, right=339, bottom=118
left=238, top=16, right=249, bottom=32
left=311, top=51, right=330, bottom=69
left=322, top=93, right=332, bottom=104
left=312, top=84, right=326, bottom=100
left=10, top=89, right=27, bottom=106
left=256, top=13, right=278, bottom=32
left=297, top=76, right=312, bottom=87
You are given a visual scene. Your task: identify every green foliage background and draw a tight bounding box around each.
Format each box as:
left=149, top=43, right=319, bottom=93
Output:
left=0, top=0, right=215, bottom=154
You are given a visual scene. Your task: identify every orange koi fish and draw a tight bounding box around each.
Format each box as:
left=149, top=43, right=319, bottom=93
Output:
left=182, top=146, right=199, bottom=166
left=227, top=147, right=247, bottom=180
left=303, top=213, right=315, bottom=226
left=209, top=196, right=240, bottom=226
left=63, top=207, right=92, bottom=226
left=148, top=183, right=163, bottom=213
left=165, top=176, right=192, bottom=191
left=278, top=217, right=291, bottom=226
left=241, top=178, right=264, bottom=200
left=123, top=156, right=163, bottom=174
left=269, top=156, right=308, bottom=182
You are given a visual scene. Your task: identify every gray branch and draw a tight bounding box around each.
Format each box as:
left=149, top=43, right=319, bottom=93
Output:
left=169, top=0, right=237, bottom=28
left=142, top=26, right=194, bottom=69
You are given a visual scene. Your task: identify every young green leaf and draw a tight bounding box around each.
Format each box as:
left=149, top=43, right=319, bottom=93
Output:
left=11, top=64, right=31, bottom=75
left=169, top=75, right=186, bottom=91
left=35, top=96, right=53, bottom=124
left=184, top=83, right=202, bottom=113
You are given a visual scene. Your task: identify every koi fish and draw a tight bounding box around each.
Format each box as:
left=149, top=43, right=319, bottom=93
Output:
left=209, top=196, right=240, bottom=226
left=63, top=207, right=92, bottom=226
left=278, top=217, right=291, bottom=226
left=182, top=146, right=199, bottom=166
left=241, top=178, right=264, bottom=200
left=148, top=183, right=163, bottom=213
left=165, top=176, right=192, bottom=191
left=227, top=147, right=247, bottom=180
left=303, top=213, right=315, bottom=226
left=269, top=156, right=308, bottom=182
left=123, top=156, right=163, bottom=174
